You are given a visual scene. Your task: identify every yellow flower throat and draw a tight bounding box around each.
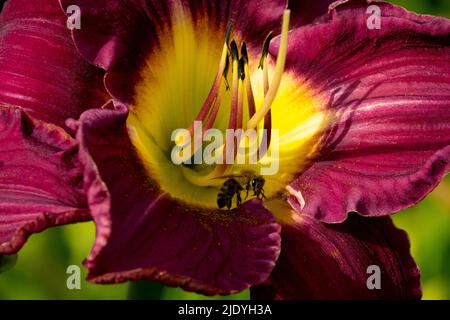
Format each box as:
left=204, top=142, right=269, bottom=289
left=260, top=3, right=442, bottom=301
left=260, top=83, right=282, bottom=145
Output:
left=127, top=7, right=328, bottom=209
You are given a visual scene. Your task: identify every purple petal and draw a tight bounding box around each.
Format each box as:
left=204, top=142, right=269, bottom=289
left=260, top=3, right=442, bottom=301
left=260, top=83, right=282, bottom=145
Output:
left=251, top=211, right=421, bottom=300
left=76, top=101, right=281, bottom=295
left=0, top=0, right=108, bottom=128
left=289, top=0, right=336, bottom=26
left=0, top=105, right=89, bottom=254
left=270, top=0, right=450, bottom=222
left=60, top=0, right=294, bottom=104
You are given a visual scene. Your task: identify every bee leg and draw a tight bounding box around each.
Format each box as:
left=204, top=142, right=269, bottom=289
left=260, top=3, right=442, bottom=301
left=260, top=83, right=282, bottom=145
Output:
left=253, top=191, right=264, bottom=200
left=245, top=185, right=250, bottom=200
left=236, top=192, right=242, bottom=206
left=226, top=198, right=232, bottom=210
left=260, top=190, right=267, bottom=200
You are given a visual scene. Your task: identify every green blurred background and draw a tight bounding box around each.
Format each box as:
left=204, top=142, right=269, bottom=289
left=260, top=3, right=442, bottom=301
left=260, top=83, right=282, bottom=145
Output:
left=0, top=0, right=449, bottom=300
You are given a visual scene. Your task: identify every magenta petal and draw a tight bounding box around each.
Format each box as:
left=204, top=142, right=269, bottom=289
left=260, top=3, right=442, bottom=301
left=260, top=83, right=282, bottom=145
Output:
left=270, top=0, right=450, bottom=222
left=251, top=213, right=421, bottom=300
left=289, top=0, right=336, bottom=26
left=0, top=105, right=89, bottom=254
left=76, top=102, right=281, bottom=295
left=0, top=0, right=108, bottom=128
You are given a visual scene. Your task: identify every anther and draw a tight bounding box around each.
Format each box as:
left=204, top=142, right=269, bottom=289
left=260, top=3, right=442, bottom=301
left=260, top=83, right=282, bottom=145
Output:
left=230, top=40, right=239, bottom=61
left=238, top=58, right=246, bottom=80
left=241, top=42, right=256, bottom=117
left=223, top=53, right=230, bottom=90
left=259, top=32, right=274, bottom=70
left=225, top=21, right=234, bottom=45
left=241, top=41, right=249, bottom=64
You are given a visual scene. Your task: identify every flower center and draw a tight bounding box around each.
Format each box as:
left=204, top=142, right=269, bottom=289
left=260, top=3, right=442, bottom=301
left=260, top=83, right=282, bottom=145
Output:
left=176, top=10, right=291, bottom=188
left=127, top=7, right=328, bottom=209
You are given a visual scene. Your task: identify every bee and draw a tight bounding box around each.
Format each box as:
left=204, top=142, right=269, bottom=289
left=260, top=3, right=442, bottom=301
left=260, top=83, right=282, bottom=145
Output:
left=216, top=171, right=266, bottom=210
left=245, top=175, right=266, bottom=200
left=217, top=178, right=244, bottom=210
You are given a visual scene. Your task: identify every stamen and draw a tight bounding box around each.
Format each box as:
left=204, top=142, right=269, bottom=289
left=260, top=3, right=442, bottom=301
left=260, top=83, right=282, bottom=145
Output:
left=189, top=45, right=227, bottom=129
left=177, top=96, right=221, bottom=172
left=177, top=94, right=222, bottom=177
left=260, top=112, right=272, bottom=159
left=262, top=53, right=270, bottom=95
left=241, top=42, right=256, bottom=117
left=260, top=56, right=272, bottom=159
left=259, top=32, right=274, bottom=72
left=180, top=12, right=290, bottom=189
left=237, top=58, right=245, bottom=129
left=225, top=40, right=241, bottom=166
left=235, top=60, right=245, bottom=160
left=203, top=92, right=222, bottom=132
left=225, top=20, right=234, bottom=44
left=187, top=22, right=234, bottom=134
left=223, top=21, right=234, bottom=90
left=229, top=40, right=239, bottom=62
left=223, top=53, right=231, bottom=90
left=181, top=40, right=241, bottom=187
left=247, top=10, right=290, bottom=130
left=228, top=40, right=240, bottom=131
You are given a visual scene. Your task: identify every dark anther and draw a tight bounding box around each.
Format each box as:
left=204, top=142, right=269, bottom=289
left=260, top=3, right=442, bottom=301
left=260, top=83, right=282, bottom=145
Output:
left=223, top=53, right=231, bottom=90
left=225, top=21, right=234, bottom=45
left=258, top=32, right=274, bottom=69
left=238, top=58, right=246, bottom=80
left=241, top=42, right=248, bottom=64
left=230, top=40, right=239, bottom=61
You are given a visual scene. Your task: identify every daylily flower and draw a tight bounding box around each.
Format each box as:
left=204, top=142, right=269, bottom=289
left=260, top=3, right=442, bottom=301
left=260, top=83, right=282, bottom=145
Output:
left=0, top=0, right=449, bottom=299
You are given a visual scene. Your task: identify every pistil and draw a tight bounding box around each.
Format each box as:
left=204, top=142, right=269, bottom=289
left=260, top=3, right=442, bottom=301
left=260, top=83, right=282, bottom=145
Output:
left=247, top=10, right=290, bottom=130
